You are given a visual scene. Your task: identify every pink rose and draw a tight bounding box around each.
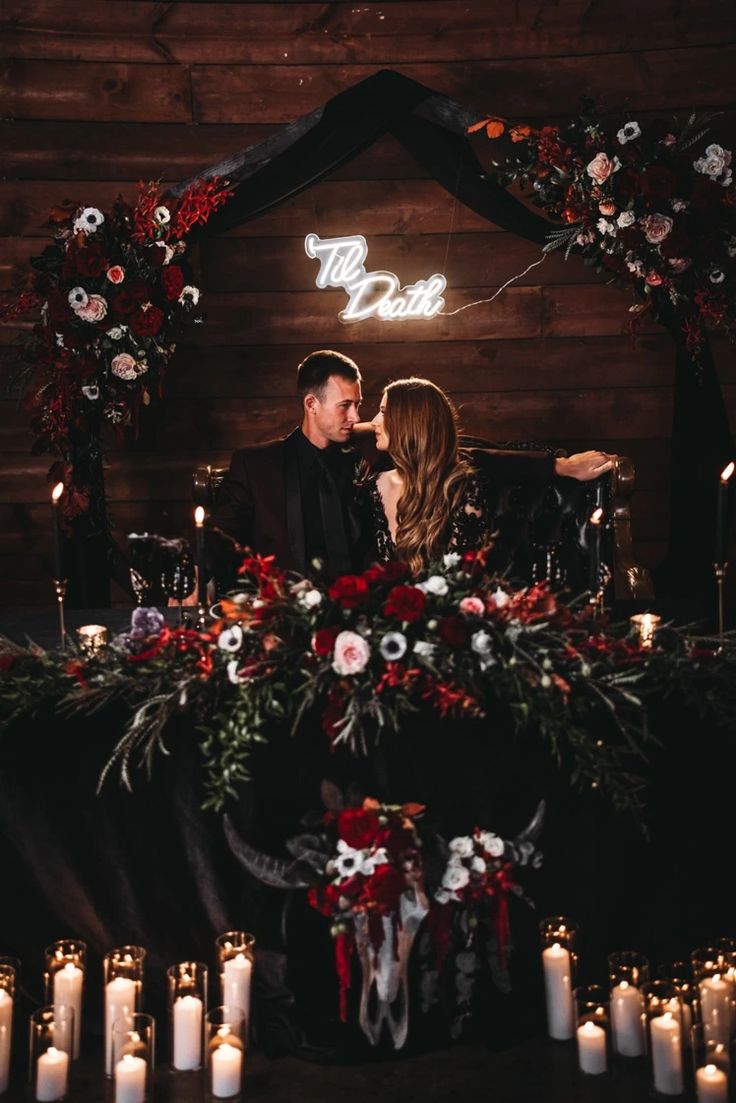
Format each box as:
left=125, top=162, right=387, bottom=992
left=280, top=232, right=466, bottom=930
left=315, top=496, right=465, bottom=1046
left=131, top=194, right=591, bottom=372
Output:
left=459, top=596, right=485, bottom=617
left=106, top=265, right=125, bottom=284
left=110, top=352, right=138, bottom=380
left=76, top=294, right=107, bottom=323
left=668, top=257, right=691, bottom=273
left=586, top=151, right=620, bottom=184
left=645, top=270, right=663, bottom=286
left=598, top=201, right=616, bottom=216
left=332, top=630, right=371, bottom=676
left=640, top=213, right=673, bottom=244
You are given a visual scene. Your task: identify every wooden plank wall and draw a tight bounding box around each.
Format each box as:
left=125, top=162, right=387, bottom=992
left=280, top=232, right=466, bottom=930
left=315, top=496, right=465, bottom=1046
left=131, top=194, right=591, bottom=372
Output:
left=1, top=0, right=735, bottom=605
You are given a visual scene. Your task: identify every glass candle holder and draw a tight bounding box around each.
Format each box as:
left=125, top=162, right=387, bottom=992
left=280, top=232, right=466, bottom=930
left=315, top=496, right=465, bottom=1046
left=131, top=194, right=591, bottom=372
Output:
left=29, top=1006, right=74, bottom=1102
left=608, top=951, right=648, bottom=1057
left=575, top=985, right=610, bottom=1075
left=215, top=933, right=254, bottom=1034
left=643, top=981, right=685, bottom=1096
left=76, top=624, right=108, bottom=655
left=44, top=940, right=86, bottom=1060
left=111, top=1013, right=154, bottom=1103
left=103, top=947, right=145, bottom=1076
left=539, top=917, right=578, bottom=1040
left=167, top=961, right=207, bottom=1072
left=0, top=960, right=18, bottom=1096
left=692, top=949, right=733, bottom=1046
left=658, top=963, right=697, bottom=1049
left=629, top=612, right=661, bottom=649
left=205, top=1007, right=245, bottom=1101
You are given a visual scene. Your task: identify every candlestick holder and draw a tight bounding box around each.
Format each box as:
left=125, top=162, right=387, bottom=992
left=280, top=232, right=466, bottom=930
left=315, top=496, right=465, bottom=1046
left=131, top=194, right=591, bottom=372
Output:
left=629, top=612, right=661, bottom=650
left=215, top=933, right=255, bottom=1035
left=608, top=951, right=648, bottom=1057
left=691, top=1022, right=730, bottom=1102
left=111, top=1013, right=154, bottom=1103
left=642, top=980, right=685, bottom=1096
left=657, top=962, right=697, bottom=1049
left=539, top=917, right=578, bottom=1041
left=691, top=948, right=733, bottom=1047
left=103, top=947, right=146, bottom=1077
left=0, top=960, right=18, bottom=1097
left=52, top=579, right=67, bottom=650
left=76, top=625, right=108, bottom=656
left=44, top=940, right=86, bottom=1060
left=713, top=563, right=728, bottom=640
left=574, top=985, right=610, bottom=1075
left=29, top=1005, right=74, bottom=1102
left=167, top=961, right=207, bottom=1072
left=205, top=1007, right=245, bottom=1101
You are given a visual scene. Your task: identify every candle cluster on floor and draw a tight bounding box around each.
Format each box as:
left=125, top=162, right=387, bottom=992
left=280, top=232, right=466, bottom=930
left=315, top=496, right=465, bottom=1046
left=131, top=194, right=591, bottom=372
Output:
left=541, top=918, right=735, bottom=1100
left=0, top=931, right=253, bottom=1102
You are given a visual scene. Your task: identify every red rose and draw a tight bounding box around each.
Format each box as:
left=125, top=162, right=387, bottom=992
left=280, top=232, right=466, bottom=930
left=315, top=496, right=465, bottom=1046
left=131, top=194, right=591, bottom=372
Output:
left=130, top=305, right=164, bottom=336
left=381, top=561, right=411, bottom=583
left=438, top=616, right=467, bottom=647
left=337, top=808, right=381, bottom=849
left=111, top=289, right=136, bottom=317
left=613, top=167, right=639, bottom=203
left=328, top=574, right=369, bottom=609
left=46, top=289, right=72, bottom=325
left=640, top=165, right=677, bottom=201
left=312, top=625, right=340, bottom=656
left=383, top=584, right=426, bottom=622
left=146, top=244, right=167, bottom=268
left=126, top=277, right=153, bottom=303
left=361, top=565, right=384, bottom=585
left=161, top=265, right=185, bottom=300
left=64, top=240, right=107, bottom=278
left=368, top=864, right=405, bottom=911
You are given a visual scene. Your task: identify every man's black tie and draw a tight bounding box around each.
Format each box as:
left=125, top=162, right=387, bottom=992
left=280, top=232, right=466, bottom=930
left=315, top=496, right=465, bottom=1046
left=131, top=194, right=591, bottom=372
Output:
left=317, top=457, right=352, bottom=576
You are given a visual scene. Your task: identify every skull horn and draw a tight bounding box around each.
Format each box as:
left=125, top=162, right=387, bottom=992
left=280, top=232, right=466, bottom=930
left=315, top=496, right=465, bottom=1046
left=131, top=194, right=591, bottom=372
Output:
left=223, top=814, right=311, bottom=889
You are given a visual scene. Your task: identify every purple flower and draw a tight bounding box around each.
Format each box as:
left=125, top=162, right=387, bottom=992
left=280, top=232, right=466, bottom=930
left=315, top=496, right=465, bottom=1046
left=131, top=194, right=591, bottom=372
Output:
left=130, top=607, right=165, bottom=637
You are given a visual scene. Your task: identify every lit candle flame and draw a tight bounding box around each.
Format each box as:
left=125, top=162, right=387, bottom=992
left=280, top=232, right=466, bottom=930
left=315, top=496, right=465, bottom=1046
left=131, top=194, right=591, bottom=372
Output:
left=721, top=461, right=735, bottom=483
left=194, top=506, right=205, bottom=526
left=51, top=482, right=64, bottom=503
left=589, top=507, right=603, bottom=525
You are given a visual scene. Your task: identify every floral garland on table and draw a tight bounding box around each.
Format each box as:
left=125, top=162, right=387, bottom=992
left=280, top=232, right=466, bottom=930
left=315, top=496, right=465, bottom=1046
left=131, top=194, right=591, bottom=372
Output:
left=1, top=179, right=232, bottom=519
left=470, top=107, right=736, bottom=354
left=3, top=551, right=736, bottom=819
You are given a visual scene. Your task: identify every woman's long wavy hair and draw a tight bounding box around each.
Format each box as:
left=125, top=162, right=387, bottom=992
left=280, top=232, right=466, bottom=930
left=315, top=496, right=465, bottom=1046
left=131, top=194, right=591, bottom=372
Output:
left=382, top=377, right=472, bottom=574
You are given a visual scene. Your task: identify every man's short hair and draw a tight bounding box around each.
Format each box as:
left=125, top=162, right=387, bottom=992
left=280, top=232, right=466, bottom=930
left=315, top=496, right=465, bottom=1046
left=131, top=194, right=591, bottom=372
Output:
left=296, top=350, right=361, bottom=399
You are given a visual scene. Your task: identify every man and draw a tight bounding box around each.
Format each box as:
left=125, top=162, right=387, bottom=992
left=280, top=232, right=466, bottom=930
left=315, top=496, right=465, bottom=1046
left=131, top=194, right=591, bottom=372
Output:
left=207, top=349, right=369, bottom=587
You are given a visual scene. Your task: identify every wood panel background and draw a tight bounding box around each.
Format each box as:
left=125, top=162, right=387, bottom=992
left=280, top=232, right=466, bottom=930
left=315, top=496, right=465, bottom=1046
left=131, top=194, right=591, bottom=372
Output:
left=1, top=0, right=735, bottom=605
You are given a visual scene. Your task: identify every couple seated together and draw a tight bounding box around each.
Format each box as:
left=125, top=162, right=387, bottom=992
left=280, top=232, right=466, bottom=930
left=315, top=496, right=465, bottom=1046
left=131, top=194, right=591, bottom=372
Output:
left=206, top=349, right=614, bottom=587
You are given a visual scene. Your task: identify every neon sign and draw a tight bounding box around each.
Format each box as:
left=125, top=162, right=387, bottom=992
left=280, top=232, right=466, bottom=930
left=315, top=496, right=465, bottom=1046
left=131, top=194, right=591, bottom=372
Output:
left=304, top=233, right=446, bottom=323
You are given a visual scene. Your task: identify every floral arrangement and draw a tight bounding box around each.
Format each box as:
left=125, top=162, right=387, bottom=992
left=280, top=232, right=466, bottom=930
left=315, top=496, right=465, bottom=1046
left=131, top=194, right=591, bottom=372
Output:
left=470, top=106, right=736, bottom=352
left=4, top=551, right=736, bottom=822
left=2, top=179, right=232, bottom=517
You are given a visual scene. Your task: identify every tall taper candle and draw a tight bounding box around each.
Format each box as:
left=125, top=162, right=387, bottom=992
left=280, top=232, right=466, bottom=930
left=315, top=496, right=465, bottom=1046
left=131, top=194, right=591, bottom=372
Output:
left=194, top=506, right=206, bottom=610
left=588, top=507, right=603, bottom=597
left=716, top=462, right=734, bottom=565
left=51, top=482, right=64, bottom=580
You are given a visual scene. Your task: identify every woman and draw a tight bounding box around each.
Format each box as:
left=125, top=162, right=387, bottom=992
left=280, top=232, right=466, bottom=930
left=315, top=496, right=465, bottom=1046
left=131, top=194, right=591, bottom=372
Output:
left=368, top=377, right=489, bottom=572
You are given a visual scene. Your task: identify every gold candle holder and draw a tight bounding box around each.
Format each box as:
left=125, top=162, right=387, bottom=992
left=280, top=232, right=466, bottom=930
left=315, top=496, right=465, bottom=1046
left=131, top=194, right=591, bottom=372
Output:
left=630, top=612, right=661, bottom=649
left=76, top=624, right=108, bottom=656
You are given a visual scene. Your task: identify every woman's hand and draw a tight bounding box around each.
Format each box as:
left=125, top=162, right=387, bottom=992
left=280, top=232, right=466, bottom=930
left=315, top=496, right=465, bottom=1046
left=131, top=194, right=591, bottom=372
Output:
left=555, top=451, right=616, bottom=481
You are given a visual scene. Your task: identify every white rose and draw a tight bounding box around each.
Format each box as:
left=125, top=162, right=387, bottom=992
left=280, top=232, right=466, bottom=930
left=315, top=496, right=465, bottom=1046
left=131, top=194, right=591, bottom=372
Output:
left=478, top=831, right=505, bottom=857
left=217, top=625, right=243, bottom=652
left=298, top=588, right=323, bottom=609
left=491, top=587, right=510, bottom=609
left=617, top=210, right=635, bottom=228
left=332, top=630, right=370, bottom=676
left=443, top=552, right=461, bottom=568
left=110, top=352, right=138, bottom=381
left=471, top=629, right=493, bottom=657
left=671, top=198, right=688, bottom=212
left=417, top=575, right=449, bottom=596
left=413, top=640, right=436, bottom=660
left=470, top=855, right=487, bottom=874
left=434, top=887, right=454, bottom=905
left=639, top=213, right=673, bottom=244
left=76, top=294, right=107, bottom=323
left=379, top=631, right=407, bottom=661
left=596, top=218, right=616, bottom=236
left=693, top=143, right=732, bottom=181
left=106, top=326, right=125, bottom=340
left=616, top=121, right=641, bottom=145
left=442, top=864, right=470, bottom=892
left=449, top=836, right=474, bottom=858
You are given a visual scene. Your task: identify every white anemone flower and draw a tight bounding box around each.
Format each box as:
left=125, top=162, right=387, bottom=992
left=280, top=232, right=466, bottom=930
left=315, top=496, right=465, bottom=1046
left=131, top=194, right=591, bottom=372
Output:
left=179, top=285, right=200, bottom=305
left=360, top=847, right=389, bottom=876
left=68, top=287, right=88, bottom=310
left=154, top=205, right=171, bottom=225
left=217, top=625, right=243, bottom=652
left=333, top=839, right=364, bottom=879
left=616, top=121, right=641, bottom=145
left=379, top=631, right=407, bottom=661
left=73, top=207, right=104, bottom=234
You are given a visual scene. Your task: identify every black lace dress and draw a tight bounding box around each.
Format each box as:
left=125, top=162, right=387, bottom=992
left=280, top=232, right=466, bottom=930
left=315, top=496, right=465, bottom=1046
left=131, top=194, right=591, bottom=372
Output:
left=366, top=471, right=490, bottom=563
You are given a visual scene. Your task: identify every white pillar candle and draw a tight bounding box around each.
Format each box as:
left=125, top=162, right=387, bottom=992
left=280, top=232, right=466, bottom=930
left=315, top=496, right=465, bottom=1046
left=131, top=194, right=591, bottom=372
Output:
left=700, top=975, right=732, bottom=1044
left=211, top=1043, right=242, bottom=1099
left=696, top=1064, right=728, bottom=1103
left=611, top=981, right=645, bottom=1057
left=576, top=1020, right=607, bottom=1075
left=53, top=964, right=83, bottom=1059
left=223, top=955, right=252, bottom=1027
left=35, top=1047, right=69, bottom=1102
left=650, top=1012, right=684, bottom=1096
left=105, top=977, right=136, bottom=1075
left=173, top=995, right=203, bottom=1071
left=542, top=942, right=574, bottom=1040
left=0, top=988, right=12, bottom=1095
left=114, top=1053, right=146, bottom=1103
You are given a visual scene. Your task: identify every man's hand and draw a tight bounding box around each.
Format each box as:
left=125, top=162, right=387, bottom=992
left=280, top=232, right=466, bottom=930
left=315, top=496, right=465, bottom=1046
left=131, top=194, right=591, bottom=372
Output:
left=555, top=451, right=616, bottom=481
